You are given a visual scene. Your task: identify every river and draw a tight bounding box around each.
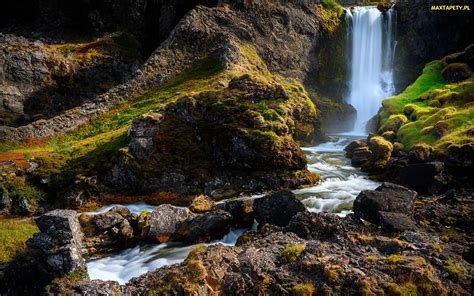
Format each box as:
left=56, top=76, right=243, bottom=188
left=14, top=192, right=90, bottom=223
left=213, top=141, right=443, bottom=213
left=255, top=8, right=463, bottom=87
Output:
left=86, top=134, right=380, bottom=284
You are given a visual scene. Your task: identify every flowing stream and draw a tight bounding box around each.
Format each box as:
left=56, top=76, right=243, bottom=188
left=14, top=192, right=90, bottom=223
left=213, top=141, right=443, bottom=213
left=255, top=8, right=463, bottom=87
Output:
left=86, top=135, right=380, bottom=284
left=346, top=6, right=396, bottom=132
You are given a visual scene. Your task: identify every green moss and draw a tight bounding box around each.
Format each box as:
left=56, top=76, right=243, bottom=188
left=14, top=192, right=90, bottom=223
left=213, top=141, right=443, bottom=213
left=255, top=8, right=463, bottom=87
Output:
left=386, top=255, right=406, bottom=265
left=292, top=283, right=315, bottom=296
left=378, top=59, right=473, bottom=156
left=0, top=218, right=38, bottom=262
left=187, top=245, right=207, bottom=260
left=109, top=31, right=142, bottom=59
left=387, top=282, right=418, bottom=296
left=4, top=179, right=44, bottom=210
left=281, top=244, right=305, bottom=263
left=321, top=0, right=344, bottom=18
left=380, top=60, right=445, bottom=122
left=379, top=114, right=408, bottom=133
left=444, top=258, right=467, bottom=278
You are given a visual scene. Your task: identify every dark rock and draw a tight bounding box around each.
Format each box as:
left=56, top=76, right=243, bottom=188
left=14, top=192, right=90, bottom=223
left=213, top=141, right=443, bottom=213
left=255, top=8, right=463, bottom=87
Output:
left=408, top=143, right=434, bottom=163
left=344, top=140, right=367, bottom=158
left=353, top=183, right=417, bottom=225
left=378, top=211, right=418, bottom=234
left=217, top=198, right=255, bottom=228
left=148, top=205, right=190, bottom=243
left=287, top=211, right=346, bottom=241
left=253, top=190, right=306, bottom=227
left=30, top=210, right=85, bottom=275
left=179, top=210, right=233, bottom=243
left=351, top=147, right=372, bottom=167
left=93, top=211, right=124, bottom=230
left=441, top=63, right=472, bottom=83
left=399, top=161, right=447, bottom=193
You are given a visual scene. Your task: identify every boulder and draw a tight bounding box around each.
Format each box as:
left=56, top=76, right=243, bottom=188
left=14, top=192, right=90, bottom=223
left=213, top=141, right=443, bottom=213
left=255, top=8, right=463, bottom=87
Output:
left=93, top=211, right=124, bottom=230
left=253, top=190, right=306, bottom=227
left=368, top=136, right=393, bottom=166
left=286, top=211, right=345, bottom=240
left=29, top=210, right=85, bottom=275
left=179, top=210, right=233, bottom=243
left=351, top=147, right=372, bottom=167
left=441, top=63, right=472, bottom=83
left=148, top=205, right=190, bottom=243
left=217, top=198, right=255, bottom=228
left=353, top=183, right=417, bottom=225
left=378, top=211, right=418, bottom=234
left=189, top=195, right=216, bottom=213
left=399, top=161, right=446, bottom=193
left=344, top=140, right=367, bottom=158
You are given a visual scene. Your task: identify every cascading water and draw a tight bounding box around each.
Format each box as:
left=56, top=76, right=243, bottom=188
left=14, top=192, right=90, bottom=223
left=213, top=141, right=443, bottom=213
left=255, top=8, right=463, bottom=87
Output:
left=346, top=6, right=396, bottom=133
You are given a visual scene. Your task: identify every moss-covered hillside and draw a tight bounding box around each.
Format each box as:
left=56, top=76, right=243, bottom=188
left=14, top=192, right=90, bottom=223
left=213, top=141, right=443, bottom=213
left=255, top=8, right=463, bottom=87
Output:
left=0, top=41, right=320, bottom=210
left=377, top=45, right=474, bottom=162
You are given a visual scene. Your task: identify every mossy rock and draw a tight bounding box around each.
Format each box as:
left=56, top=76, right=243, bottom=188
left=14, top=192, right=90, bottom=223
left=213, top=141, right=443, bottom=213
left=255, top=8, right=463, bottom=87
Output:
left=441, top=63, right=472, bottom=83
left=368, top=136, right=393, bottom=165
left=379, top=114, right=408, bottom=133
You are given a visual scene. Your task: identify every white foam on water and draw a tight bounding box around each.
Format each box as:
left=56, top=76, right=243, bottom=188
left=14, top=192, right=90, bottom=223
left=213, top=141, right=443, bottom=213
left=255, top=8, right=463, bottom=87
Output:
left=85, top=203, right=156, bottom=215
left=87, top=226, right=251, bottom=284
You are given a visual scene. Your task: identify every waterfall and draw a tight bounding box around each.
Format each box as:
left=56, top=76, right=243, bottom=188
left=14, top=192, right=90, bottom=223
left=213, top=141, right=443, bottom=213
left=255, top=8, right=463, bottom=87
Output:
left=346, top=6, right=395, bottom=133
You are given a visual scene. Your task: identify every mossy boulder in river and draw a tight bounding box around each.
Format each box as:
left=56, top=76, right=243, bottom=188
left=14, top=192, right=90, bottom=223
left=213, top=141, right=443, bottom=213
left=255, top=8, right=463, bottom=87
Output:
left=107, top=74, right=319, bottom=197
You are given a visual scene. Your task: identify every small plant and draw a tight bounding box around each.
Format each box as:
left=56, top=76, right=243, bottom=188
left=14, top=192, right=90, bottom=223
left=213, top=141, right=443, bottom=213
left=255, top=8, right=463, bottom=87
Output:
left=6, top=179, right=44, bottom=205
left=444, top=258, right=467, bottom=279
left=186, top=259, right=207, bottom=282
left=292, top=283, right=315, bottom=296
left=281, top=244, right=305, bottom=263
left=386, top=255, right=405, bottom=265
left=367, top=255, right=378, bottom=263
left=321, top=0, right=344, bottom=17
left=387, top=282, right=418, bottom=296
left=187, top=245, right=207, bottom=260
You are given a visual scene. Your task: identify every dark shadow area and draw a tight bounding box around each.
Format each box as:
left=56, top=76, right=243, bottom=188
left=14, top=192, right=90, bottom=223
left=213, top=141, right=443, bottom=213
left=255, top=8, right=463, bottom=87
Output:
left=0, top=0, right=220, bottom=56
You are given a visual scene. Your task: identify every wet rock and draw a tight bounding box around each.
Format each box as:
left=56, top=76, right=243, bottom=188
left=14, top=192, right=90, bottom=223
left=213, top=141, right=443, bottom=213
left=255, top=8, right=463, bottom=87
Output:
left=189, top=195, right=216, bottom=213
left=93, top=211, right=124, bottom=230
left=368, top=136, right=393, bottom=166
left=253, top=190, right=306, bottom=227
left=217, top=198, right=255, bottom=228
left=179, top=210, right=233, bottom=243
left=351, top=147, right=372, bottom=167
left=378, top=211, right=418, bottom=234
left=353, top=183, right=417, bottom=225
left=29, top=210, right=85, bottom=275
left=399, top=161, right=447, bottom=194
left=344, top=140, right=367, bottom=158
left=148, top=205, right=190, bottom=243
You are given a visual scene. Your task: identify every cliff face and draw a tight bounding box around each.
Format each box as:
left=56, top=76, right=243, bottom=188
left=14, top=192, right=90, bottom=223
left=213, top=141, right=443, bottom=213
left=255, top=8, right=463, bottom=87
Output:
left=394, top=0, right=474, bottom=91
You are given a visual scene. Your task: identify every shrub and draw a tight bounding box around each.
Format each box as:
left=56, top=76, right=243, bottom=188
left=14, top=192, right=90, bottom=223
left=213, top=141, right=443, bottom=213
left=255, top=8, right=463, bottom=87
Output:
left=292, top=283, right=315, bottom=296
left=281, top=244, right=305, bottom=263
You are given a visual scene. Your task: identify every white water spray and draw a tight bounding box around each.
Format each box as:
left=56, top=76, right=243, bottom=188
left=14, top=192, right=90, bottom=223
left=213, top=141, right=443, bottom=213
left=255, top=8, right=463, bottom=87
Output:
left=346, top=6, right=395, bottom=133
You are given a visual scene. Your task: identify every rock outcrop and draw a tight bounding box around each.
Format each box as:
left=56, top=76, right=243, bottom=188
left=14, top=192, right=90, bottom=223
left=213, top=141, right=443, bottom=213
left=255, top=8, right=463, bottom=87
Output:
left=28, top=210, right=85, bottom=275
left=106, top=76, right=319, bottom=196
left=148, top=205, right=190, bottom=243
left=253, top=190, right=307, bottom=227
left=353, top=182, right=417, bottom=226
